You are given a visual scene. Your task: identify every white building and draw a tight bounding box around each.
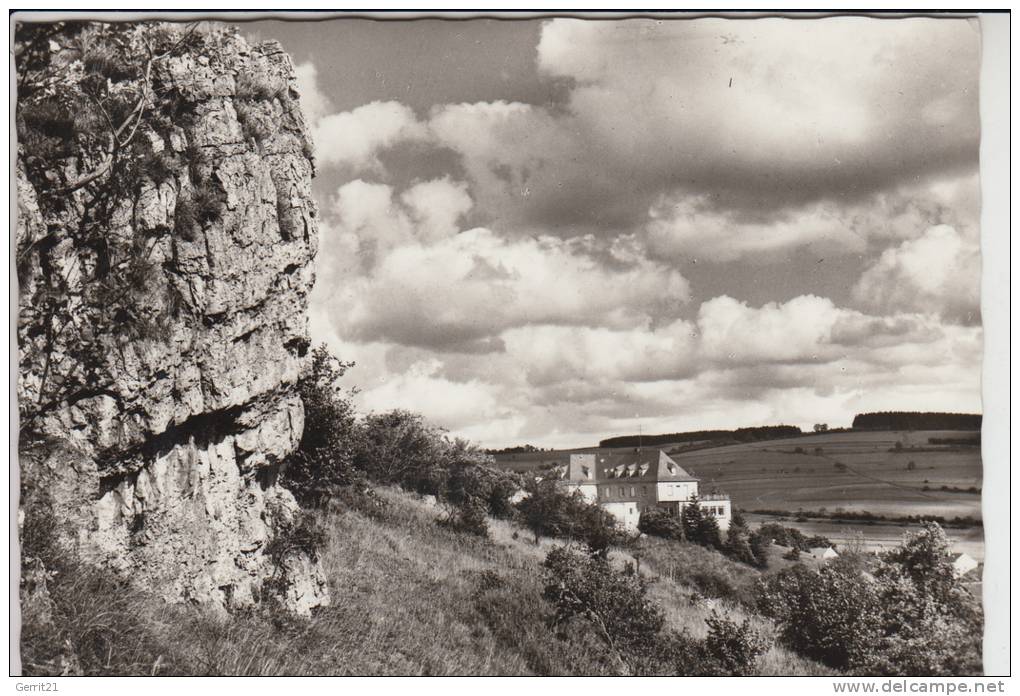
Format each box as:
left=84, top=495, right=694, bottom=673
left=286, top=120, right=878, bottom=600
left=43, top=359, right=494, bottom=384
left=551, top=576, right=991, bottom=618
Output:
left=560, top=450, right=731, bottom=533
left=951, top=552, right=979, bottom=578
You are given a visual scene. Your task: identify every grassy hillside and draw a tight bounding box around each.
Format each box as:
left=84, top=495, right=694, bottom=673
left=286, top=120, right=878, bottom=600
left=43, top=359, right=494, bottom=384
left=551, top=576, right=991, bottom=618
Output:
left=21, top=485, right=831, bottom=676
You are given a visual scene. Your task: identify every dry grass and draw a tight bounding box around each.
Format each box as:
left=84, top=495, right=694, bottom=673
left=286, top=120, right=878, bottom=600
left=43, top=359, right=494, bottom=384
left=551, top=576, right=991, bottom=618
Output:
left=20, top=485, right=831, bottom=675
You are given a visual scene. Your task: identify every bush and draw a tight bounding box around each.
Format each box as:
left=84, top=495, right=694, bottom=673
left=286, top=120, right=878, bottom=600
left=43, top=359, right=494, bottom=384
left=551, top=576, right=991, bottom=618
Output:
left=174, top=180, right=223, bottom=240
left=757, top=562, right=883, bottom=671
left=281, top=346, right=363, bottom=507
left=235, top=70, right=287, bottom=102
left=446, top=459, right=524, bottom=519
left=542, top=545, right=664, bottom=674
left=757, top=522, right=982, bottom=675
left=723, top=520, right=759, bottom=567
left=701, top=613, right=772, bottom=676
left=638, top=508, right=684, bottom=540
left=439, top=496, right=489, bottom=538
left=132, top=145, right=177, bottom=185
left=234, top=100, right=273, bottom=144
left=516, top=480, right=621, bottom=555
left=265, top=510, right=326, bottom=565
left=82, top=44, right=136, bottom=82
left=356, top=410, right=446, bottom=490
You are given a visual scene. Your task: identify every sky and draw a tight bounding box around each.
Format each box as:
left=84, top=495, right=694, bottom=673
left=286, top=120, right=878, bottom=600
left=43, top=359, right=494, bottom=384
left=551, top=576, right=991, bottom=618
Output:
left=247, top=16, right=983, bottom=449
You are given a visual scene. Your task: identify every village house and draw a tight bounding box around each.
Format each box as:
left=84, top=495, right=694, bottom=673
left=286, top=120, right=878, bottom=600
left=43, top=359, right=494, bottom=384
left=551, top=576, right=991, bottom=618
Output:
left=950, top=551, right=979, bottom=578
left=557, top=450, right=731, bottom=533
left=808, top=546, right=839, bottom=562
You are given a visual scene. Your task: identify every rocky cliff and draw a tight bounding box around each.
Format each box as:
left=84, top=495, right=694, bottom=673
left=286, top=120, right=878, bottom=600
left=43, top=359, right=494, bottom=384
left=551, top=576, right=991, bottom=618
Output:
left=16, top=22, right=328, bottom=613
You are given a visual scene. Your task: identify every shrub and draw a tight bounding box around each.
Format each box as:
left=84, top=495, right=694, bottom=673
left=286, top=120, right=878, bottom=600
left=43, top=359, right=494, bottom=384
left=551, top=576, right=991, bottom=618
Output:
left=757, top=522, right=982, bottom=675
left=235, top=70, right=287, bottom=102
left=757, top=562, right=883, bottom=671
left=446, top=458, right=523, bottom=519
left=748, top=531, right=770, bottom=569
left=82, top=44, right=136, bottom=82
left=281, top=345, right=363, bottom=507
left=783, top=546, right=801, bottom=562
left=542, top=545, right=664, bottom=674
left=132, top=146, right=177, bottom=185
left=234, top=99, right=273, bottom=144
left=638, top=508, right=684, bottom=540
left=439, top=496, right=489, bottom=538
left=701, top=613, right=772, bottom=676
left=174, top=180, right=223, bottom=240
left=265, top=510, right=327, bottom=564
left=724, top=521, right=759, bottom=566
left=356, top=410, right=447, bottom=490
left=516, top=480, right=621, bottom=555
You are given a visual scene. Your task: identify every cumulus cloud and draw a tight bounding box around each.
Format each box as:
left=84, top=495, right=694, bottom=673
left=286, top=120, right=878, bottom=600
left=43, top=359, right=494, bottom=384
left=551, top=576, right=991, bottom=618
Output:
left=852, top=224, right=981, bottom=324
left=312, top=101, right=427, bottom=171
left=367, top=17, right=981, bottom=245
left=536, top=17, right=979, bottom=211
left=293, top=17, right=983, bottom=448
left=294, top=61, right=331, bottom=124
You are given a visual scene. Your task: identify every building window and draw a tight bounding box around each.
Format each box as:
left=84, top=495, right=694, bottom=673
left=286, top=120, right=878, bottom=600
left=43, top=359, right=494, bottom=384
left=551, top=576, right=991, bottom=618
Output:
left=630, top=486, right=635, bottom=497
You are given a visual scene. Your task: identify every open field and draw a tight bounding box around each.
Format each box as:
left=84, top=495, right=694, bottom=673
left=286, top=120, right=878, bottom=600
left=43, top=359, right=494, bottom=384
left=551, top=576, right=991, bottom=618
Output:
left=670, top=430, right=982, bottom=520
left=492, top=430, right=984, bottom=559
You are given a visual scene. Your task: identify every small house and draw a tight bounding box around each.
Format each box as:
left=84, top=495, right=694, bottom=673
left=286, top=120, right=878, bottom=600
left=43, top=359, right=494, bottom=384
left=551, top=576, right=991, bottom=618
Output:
left=951, top=552, right=979, bottom=578
left=808, top=546, right=839, bottom=562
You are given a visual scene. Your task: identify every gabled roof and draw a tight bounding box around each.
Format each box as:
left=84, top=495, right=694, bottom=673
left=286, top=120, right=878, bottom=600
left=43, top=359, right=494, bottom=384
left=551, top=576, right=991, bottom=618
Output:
left=566, top=450, right=698, bottom=484
left=808, top=547, right=838, bottom=560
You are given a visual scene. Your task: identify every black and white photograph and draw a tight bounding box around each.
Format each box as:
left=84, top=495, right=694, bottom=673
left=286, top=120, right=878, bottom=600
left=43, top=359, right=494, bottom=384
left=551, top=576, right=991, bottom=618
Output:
left=11, top=9, right=1010, bottom=682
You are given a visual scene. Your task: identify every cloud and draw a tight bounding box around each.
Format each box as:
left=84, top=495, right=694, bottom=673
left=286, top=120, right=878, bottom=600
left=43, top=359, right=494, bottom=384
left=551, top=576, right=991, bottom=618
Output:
left=537, top=17, right=979, bottom=208
left=416, top=18, right=981, bottom=253
left=293, top=19, right=983, bottom=448
left=294, top=61, right=331, bottom=124
left=311, top=179, right=692, bottom=352
left=852, top=224, right=981, bottom=324
left=312, top=101, right=427, bottom=171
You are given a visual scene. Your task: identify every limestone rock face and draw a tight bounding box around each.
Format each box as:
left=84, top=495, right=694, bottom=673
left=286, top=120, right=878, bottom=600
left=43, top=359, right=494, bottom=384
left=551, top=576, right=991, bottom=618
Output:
left=17, top=24, right=328, bottom=614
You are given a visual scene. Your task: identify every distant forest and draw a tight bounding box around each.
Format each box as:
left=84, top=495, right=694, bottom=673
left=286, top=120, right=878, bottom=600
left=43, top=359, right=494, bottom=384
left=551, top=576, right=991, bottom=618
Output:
left=598, top=425, right=802, bottom=449
left=851, top=411, right=982, bottom=431
left=597, top=412, right=982, bottom=449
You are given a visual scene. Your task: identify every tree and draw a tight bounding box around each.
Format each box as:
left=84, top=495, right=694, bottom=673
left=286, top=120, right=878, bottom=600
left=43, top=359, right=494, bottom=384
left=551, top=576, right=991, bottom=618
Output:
left=516, top=481, right=621, bottom=555
left=723, top=515, right=758, bottom=566
left=748, top=531, right=770, bottom=569
left=680, top=495, right=710, bottom=544
left=356, top=410, right=449, bottom=491
left=281, top=345, right=362, bottom=506
left=517, top=480, right=572, bottom=545
left=814, top=423, right=829, bottom=433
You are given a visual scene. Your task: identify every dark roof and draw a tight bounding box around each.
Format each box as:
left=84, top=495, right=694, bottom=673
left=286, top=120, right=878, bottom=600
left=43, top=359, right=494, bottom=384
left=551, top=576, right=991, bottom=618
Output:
left=565, top=450, right=698, bottom=484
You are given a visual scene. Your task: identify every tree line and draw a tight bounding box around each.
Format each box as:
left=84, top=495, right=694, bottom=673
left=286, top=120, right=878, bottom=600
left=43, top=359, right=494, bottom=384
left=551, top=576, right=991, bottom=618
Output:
left=599, top=425, right=802, bottom=449
left=851, top=412, right=981, bottom=431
